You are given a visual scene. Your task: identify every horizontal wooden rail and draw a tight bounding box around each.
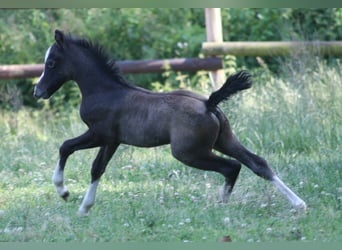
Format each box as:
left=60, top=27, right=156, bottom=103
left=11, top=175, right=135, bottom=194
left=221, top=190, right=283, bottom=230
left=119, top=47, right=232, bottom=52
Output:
left=202, top=41, right=342, bottom=56
left=118, top=57, right=223, bottom=74
left=0, top=64, right=43, bottom=80
left=0, top=57, right=223, bottom=80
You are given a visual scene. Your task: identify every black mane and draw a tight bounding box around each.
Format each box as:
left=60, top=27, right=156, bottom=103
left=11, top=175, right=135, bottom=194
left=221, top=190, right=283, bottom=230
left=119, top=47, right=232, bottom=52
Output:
left=65, top=33, right=126, bottom=83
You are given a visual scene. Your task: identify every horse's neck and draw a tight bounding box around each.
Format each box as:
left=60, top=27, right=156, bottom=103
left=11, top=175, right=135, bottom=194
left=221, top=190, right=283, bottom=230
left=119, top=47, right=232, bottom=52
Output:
left=75, top=73, right=131, bottom=99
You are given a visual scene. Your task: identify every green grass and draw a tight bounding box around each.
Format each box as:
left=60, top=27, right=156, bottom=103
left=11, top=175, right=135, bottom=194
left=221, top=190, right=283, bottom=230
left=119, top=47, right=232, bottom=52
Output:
left=0, top=59, right=341, bottom=242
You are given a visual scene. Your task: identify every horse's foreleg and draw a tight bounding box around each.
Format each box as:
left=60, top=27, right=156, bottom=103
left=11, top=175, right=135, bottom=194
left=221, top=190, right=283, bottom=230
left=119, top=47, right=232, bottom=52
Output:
left=78, top=143, right=119, bottom=216
left=52, top=159, right=69, bottom=200
left=53, top=130, right=100, bottom=200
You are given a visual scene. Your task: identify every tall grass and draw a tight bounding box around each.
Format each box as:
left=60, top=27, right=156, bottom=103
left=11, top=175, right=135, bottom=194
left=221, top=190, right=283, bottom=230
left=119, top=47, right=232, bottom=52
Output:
left=0, top=58, right=341, bottom=242
left=225, top=58, right=341, bottom=154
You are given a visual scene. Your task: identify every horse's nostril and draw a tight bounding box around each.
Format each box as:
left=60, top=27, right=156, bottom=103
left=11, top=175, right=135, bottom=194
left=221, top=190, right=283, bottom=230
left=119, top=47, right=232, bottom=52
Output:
left=33, top=86, right=43, bottom=99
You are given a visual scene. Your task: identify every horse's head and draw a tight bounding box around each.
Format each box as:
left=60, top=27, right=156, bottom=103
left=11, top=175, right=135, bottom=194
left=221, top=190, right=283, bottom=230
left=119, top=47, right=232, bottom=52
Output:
left=34, top=30, right=72, bottom=99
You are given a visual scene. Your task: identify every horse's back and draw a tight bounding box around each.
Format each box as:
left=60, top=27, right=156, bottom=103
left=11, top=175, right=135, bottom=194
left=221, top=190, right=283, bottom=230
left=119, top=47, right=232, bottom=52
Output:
left=169, top=89, right=208, bottom=102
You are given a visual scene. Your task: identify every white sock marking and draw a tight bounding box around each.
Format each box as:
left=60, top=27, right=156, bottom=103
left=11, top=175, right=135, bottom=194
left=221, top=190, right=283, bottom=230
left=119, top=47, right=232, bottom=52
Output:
left=78, top=180, right=100, bottom=216
left=219, top=183, right=232, bottom=204
left=52, top=160, right=68, bottom=197
left=272, top=175, right=307, bottom=210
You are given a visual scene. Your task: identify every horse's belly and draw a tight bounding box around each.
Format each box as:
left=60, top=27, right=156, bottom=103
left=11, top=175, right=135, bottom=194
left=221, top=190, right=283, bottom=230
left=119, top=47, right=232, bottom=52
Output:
left=118, top=127, right=170, bottom=147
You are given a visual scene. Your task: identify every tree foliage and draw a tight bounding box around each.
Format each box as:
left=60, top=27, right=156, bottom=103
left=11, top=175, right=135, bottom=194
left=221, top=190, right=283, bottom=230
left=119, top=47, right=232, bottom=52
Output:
left=0, top=8, right=341, bottom=109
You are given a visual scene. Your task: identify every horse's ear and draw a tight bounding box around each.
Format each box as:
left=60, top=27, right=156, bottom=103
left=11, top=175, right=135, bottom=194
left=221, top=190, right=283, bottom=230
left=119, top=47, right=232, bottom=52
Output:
left=55, top=29, right=64, bottom=48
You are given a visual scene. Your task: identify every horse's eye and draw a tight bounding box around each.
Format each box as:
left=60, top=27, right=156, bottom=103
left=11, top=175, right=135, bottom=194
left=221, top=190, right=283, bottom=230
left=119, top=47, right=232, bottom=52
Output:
left=47, top=60, right=56, bottom=69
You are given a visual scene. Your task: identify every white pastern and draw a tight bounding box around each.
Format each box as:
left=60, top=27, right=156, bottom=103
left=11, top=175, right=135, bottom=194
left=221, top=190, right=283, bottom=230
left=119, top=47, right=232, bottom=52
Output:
left=78, top=180, right=100, bottom=216
left=272, top=175, right=307, bottom=210
left=52, top=160, right=68, bottom=197
left=219, top=184, right=232, bottom=204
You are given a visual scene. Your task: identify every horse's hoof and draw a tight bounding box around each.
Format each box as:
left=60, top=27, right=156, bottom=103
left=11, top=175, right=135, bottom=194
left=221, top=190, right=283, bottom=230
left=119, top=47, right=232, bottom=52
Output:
left=294, top=201, right=307, bottom=211
left=77, top=209, right=89, bottom=217
left=61, top=191, right=70, bottom=201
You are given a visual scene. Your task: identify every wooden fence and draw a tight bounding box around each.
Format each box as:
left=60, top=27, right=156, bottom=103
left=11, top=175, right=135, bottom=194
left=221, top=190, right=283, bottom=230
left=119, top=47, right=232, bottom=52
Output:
left=203, top=41, right=342, bottom=57
left=1, top=9, right=342, bottom=82
left=0, top=57, right=223, bottom=80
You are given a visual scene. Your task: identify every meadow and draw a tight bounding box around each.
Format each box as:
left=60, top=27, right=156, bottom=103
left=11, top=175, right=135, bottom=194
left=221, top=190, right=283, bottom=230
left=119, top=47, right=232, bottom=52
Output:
left=0, top=59, right=341, bottom=242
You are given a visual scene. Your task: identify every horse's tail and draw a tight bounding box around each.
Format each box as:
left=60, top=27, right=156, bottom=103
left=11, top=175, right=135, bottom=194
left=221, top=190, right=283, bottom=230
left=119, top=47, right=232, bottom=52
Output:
left=206, top=70, right=252, bottom=108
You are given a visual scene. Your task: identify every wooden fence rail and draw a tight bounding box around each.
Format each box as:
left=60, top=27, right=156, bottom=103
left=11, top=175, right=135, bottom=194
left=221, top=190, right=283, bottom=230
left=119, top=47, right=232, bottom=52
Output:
left=3, top=41, right=342, bottom=80
left=203, top=41, right=342, bottom=56
left=0, top=57, right=223, bottom=80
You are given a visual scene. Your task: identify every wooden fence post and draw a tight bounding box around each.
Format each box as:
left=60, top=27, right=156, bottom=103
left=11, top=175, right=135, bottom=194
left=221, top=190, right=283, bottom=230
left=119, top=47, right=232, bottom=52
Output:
left=205, top=8, right=225, bottom=90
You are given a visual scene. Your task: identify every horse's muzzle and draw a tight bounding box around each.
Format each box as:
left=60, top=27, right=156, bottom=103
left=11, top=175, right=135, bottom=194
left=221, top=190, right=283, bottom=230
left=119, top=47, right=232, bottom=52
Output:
left=33, top=86, right=49, bottom=99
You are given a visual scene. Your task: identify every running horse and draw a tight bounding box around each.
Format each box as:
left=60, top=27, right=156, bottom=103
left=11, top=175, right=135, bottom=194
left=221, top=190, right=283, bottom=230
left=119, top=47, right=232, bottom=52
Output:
left=34, top=30, right=306, bottom=215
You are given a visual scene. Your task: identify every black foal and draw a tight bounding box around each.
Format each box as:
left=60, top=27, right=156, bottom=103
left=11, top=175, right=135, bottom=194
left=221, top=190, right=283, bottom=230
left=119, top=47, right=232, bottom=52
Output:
left=34, top=30, right=306, bottom=215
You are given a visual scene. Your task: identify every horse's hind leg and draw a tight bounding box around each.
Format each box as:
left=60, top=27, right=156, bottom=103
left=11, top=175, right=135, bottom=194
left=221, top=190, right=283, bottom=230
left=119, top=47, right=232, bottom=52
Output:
left=171, top=143, right=242, bottom=203
left=215, top=128, right=307, bottom=210
left=221, top=160, right=241, bottom=203
left=78, top=143, right=118, bottom=216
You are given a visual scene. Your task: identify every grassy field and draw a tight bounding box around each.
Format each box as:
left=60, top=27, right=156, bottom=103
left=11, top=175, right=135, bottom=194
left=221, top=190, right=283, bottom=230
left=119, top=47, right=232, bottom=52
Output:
left=0, top=59, right=341, bottom=242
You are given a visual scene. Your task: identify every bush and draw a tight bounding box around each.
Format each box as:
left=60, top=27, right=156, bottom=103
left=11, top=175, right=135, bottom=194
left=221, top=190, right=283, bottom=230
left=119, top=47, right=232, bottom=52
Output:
left=0, top=8, right=341, bottom=110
